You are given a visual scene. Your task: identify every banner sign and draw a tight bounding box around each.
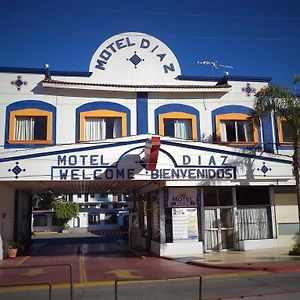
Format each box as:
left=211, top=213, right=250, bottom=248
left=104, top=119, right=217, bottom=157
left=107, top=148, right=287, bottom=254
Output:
left=168, top=187, right=198, bottom=208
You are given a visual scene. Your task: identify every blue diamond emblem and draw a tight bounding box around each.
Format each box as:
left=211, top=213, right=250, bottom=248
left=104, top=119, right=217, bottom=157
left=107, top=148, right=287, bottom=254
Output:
left=15, top=79, right=23, bottom=87
left=261, top=165, right=268, bottom=174
left=245, top=86, right=252, bottom=93
left=130, top=54, right=142, bottom=66
left=12, top=165, right=22, bottom=175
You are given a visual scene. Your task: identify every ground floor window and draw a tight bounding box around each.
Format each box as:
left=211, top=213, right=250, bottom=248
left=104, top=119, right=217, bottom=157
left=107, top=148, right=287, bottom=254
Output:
left=88, top=212, right=100, bottom=225
left=237, top=207, right=272, bottom=240
left=236, top=186, right=272, bottom=240
left=33, top=214, right=47, bottom=226
left=105, top=212, right=117, bottom=224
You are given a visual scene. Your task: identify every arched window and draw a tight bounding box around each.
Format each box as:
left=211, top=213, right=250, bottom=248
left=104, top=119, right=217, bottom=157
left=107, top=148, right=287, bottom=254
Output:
left=276, top=116, right=293, bottom=145
left=76, top=102, right=130, bottom=142
left=158, top=112, right=197, bottom=140
left=79, top=110, right=126, bottom=141
left=155, top=104, right=200, bottom=141
left=5, top=100, right=56, bottom=147
left=215, top=113, right=258, bottom=144
left=212, top=106, right=259, bottom=146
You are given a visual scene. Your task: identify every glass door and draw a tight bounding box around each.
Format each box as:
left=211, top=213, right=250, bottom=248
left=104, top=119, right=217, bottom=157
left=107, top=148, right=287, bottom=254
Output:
left=204, top=207, right=234, bottom=251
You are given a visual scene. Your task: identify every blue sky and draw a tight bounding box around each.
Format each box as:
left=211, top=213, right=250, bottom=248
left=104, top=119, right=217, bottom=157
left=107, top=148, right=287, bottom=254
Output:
left=1, top=0, right=300, bottom=91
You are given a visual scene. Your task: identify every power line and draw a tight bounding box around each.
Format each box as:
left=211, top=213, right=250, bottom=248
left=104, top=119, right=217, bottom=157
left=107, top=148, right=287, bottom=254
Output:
left=1, top=16, right=300, bottom=33
left=3, top=5, right=300, bottom=22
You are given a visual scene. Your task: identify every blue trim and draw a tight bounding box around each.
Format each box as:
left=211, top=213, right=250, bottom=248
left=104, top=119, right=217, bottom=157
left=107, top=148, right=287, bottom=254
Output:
left=178, top=75, right=272, bottom=83
left=160, top=140, right=291, bottom=165
left=154, top=104, right=201, bottom=141
left=4, top=100, right=57, bottom=149
left=0, top=138, right=148, bottom=163
left=0, top=137, right=291, bottom=166
left=75, top=102, right=131, bottom=142
left=211, top=105, right=262, bottom=148
left=0, top=66, right=92, bottom=77
left=137, top=92, right=148, bottom=134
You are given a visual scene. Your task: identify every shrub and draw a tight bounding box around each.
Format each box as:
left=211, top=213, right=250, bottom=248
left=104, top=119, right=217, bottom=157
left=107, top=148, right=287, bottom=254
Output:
left=289, top=244, right=300, bottom=256
left=52, top=200, right=79, bottom=228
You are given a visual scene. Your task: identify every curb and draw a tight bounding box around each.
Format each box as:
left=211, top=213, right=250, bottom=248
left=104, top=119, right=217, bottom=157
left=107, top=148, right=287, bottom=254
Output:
left=187, top=261, right=267, bottom=271
left=187, top=260, right=300, bottom=273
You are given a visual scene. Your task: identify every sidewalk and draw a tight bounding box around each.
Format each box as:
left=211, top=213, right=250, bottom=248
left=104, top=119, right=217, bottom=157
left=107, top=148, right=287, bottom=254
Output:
left=185, top=247, right=300, bottom=273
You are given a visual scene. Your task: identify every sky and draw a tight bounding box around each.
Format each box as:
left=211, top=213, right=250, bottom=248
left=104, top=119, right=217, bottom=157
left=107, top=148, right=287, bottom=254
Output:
left=1, top=0, right=300, bottom=91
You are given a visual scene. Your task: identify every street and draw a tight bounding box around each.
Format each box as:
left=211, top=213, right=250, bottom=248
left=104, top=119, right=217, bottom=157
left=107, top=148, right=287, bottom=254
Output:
left=0, top=232, right=300, bottom=300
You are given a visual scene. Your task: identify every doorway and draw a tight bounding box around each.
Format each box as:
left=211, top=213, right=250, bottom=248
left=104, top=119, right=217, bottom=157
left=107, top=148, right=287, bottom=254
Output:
left=204, top=207, right=234, bottom=251
left=202, top=187, right=235, bottom=252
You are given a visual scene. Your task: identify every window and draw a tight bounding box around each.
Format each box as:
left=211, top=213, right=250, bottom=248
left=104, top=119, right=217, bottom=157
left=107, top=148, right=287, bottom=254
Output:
left=203, top=187, right=233, bottom=207
left=105, top=212, right=117, bottom=224
left=220, top=120, right=254, bottom=142
left=79, top=110, right=126, bottom=142
left=236, top=187, right=272, bottom=240
left=164, top=119, right=192, bottom=140
left=84, top=117, right=122, bottom=141
left=158, top=112, right=197, bottom=140
left=277, top=117, right=293, bottom=144
left=51, top=214, right=61, bottom=226
left=8, top=109, right=53, bottom=144
left=88, top=212, right=100, bottom=225
left=33, top=214, right=47, bottom=227
left=215, top=113, right=258, bottom=145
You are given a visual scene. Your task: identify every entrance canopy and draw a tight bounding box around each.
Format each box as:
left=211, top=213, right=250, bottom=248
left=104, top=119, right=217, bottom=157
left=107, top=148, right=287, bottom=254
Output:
left=0, top=134, right=294, bottom=196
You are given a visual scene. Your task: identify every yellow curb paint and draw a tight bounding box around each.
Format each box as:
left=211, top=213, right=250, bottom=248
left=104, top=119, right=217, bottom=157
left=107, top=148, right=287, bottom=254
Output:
left=203, top=271, right=271, bottom=280
left=33, top=232, right=58, bottom=235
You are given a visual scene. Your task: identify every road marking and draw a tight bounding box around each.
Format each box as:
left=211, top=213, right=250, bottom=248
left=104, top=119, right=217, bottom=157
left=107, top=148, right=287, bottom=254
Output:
left=0, top=270, right=272, bottom=293
left=106, top=268, right=143, bottom=279
left=21, top=268, right=45, bottom=277
left=129, top=248, right=147, bottom=260
left=79, top=254, right=87, bottom=284
left=16, top=256, right=30, bottom=266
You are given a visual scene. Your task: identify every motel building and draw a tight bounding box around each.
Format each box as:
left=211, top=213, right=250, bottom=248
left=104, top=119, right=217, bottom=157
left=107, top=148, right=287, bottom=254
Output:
left=0, top=32, right=298, bottom=260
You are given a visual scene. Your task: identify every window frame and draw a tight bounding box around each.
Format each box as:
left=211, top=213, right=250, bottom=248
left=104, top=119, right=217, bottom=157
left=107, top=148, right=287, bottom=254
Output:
left=158, top=112, right=197, bottom=141
left=79, top=109, right=127, bottom=142
left=215, top=113, right=258, bottom=146
left=8, top=108, right=53, bottom=145
left=277, top=116, right=293, bottom=145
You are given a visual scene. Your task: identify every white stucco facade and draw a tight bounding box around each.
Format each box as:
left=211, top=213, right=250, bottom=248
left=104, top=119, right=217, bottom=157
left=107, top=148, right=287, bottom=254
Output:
left=0, top=32, right=298, bottom=259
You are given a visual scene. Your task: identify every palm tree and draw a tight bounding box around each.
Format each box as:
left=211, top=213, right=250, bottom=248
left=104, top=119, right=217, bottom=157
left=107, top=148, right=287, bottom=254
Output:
left=252, top=84, right=300, bottom=232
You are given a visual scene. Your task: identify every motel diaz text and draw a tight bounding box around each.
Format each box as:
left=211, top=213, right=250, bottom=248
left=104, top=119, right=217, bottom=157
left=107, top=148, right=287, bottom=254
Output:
left=51, top=154, right=236, bottom=180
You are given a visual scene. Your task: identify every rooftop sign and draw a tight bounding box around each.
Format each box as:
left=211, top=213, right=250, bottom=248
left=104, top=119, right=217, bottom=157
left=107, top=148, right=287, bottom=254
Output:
left=89, top=32, right=181, bottom=84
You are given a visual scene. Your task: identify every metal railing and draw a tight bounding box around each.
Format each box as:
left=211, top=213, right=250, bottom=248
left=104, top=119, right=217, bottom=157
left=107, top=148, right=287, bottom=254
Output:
left=115, top=275, right=202, bottom=300
left=0, top=263, right=73, bottom=300
left=0, top=281, right=52, bottom=300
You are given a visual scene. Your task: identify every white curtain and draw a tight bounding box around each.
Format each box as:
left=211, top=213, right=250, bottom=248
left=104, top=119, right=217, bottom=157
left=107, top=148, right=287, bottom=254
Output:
left=204, top=209, right=219, bottom=250
left=113, top=117, right=122, bottom=138
left=15, top=117, right=35, bottom=140
left=237, top=207, right=270, bottom=240
left=174, top=120, right=191, bottom=139
left=220, top=121, right=227, bottom=142
left=85, top=118, right=106, bottom=141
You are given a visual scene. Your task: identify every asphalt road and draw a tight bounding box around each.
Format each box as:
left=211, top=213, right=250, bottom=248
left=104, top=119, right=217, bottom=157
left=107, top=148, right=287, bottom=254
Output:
left=0, top=232, right=299, bottom=300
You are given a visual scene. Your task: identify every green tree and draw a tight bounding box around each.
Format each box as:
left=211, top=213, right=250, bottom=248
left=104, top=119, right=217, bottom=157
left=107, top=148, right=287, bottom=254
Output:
left=52, top=199, right=79, bottom=228
left=252, top=84, right=300, bottom=231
